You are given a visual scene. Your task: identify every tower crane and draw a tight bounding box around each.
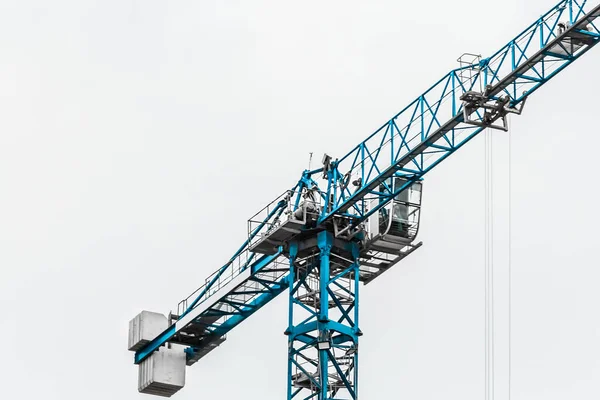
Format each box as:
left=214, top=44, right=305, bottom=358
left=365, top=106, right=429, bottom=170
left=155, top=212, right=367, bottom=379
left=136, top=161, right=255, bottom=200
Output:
left=127, top=1, right=600, bottom=398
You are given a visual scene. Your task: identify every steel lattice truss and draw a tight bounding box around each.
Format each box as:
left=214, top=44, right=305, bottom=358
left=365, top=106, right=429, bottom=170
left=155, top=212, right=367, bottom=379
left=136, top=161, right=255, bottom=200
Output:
left=286, top=233, right=361, bottom=399
left=319, top=0, right=600, bottom=230
left=132, top=2, right=600, bottom=399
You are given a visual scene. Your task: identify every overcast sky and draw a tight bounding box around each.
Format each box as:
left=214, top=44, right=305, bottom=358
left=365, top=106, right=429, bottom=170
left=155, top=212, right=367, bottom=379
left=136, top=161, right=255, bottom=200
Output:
left=1, top=1, right=599, bottom=399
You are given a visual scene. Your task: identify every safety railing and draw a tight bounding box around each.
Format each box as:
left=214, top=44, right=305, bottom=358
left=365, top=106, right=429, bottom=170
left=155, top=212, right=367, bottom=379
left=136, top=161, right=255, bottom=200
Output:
left=247, top=188, right=324, bottom=249
left=247, top=190, right=293, bottom=248
left=176, top=247, right=251, bottom=317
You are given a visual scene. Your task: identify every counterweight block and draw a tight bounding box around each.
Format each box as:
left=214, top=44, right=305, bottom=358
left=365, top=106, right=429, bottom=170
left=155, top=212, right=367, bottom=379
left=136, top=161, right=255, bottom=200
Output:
left=129, top=311, right=187, bottom=397
left=138, top=346, right=186, bottom=397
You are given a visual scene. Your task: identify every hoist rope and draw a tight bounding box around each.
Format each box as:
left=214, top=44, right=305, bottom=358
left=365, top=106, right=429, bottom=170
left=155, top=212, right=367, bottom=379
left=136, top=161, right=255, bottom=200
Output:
left=484, top=128, right=495, bottom=400
left=508, top=121, right=513, bottom=400
left=484, top=129, right=488, bottom=400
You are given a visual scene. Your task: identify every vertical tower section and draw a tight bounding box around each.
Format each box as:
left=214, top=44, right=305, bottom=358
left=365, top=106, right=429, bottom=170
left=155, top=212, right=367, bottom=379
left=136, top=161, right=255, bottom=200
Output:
left=286, top=231, right=360, bottom=400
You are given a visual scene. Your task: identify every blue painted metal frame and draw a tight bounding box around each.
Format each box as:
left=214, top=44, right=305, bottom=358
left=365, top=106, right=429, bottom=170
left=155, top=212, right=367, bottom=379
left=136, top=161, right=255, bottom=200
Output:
left=306, top=0, right=600, bottom=228
left=134, top=248, right=287, bottom=364
left=132, top=2, right=600, bottom=389
left=180, top=199, right=287, bottom=319
left=286, top=232, right=360, bottom=400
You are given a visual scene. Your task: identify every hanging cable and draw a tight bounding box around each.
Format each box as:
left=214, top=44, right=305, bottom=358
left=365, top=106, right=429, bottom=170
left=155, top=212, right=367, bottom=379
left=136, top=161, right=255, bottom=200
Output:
left=490, top=132, right=496, bottom=400
left=484, top=128, right=488, bottom=400
left=491, top=129, right=495, bottom=400
left=508, top=118, right=512, bottom=400
left=484, top=127, right=495, bottom=400
left=484, top=128, right=489, bottom=400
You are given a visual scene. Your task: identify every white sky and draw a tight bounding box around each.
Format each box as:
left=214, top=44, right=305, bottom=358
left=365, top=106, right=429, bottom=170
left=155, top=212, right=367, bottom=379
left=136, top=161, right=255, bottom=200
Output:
left=1, top=0, right=599, bottom=399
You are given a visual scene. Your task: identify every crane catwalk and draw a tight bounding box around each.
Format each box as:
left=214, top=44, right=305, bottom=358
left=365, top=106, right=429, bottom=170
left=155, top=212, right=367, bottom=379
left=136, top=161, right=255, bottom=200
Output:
left=128, top=1, right=600, bottom=398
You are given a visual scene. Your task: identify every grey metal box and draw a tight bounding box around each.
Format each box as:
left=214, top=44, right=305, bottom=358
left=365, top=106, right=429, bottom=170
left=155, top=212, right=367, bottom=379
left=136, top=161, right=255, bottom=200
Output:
left=128, top=311, right=168, bottom=352
left=138, top=346, right=186, bottom=397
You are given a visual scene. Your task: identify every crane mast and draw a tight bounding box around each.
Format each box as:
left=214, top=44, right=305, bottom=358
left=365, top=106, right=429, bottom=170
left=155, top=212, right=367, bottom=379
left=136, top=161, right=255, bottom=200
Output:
left=128, top=1, right=600, bottom=398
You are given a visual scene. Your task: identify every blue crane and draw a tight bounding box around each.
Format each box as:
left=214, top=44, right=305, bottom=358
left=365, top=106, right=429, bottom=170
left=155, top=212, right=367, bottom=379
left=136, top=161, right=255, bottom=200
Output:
left=128, top=1, right=600, bottom=398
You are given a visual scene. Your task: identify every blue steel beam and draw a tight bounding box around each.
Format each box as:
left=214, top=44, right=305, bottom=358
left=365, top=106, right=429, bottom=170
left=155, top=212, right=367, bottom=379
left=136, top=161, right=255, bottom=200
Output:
left=286, top=232, right=360, bottom=400
left=312, top=0, right=600, bottom=227
left=179, top=199, right=286, bottom=319
left=134, top=249, right=286, bottom=364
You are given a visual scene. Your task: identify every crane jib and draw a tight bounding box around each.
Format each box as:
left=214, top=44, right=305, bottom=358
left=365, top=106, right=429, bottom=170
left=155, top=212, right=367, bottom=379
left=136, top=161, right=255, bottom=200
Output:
left=320, top=2, right=600, bottom=226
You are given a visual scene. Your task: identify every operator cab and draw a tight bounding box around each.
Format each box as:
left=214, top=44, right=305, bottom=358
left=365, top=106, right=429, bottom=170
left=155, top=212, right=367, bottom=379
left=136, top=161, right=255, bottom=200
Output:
left=365, top=177, right=422, bottom=253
